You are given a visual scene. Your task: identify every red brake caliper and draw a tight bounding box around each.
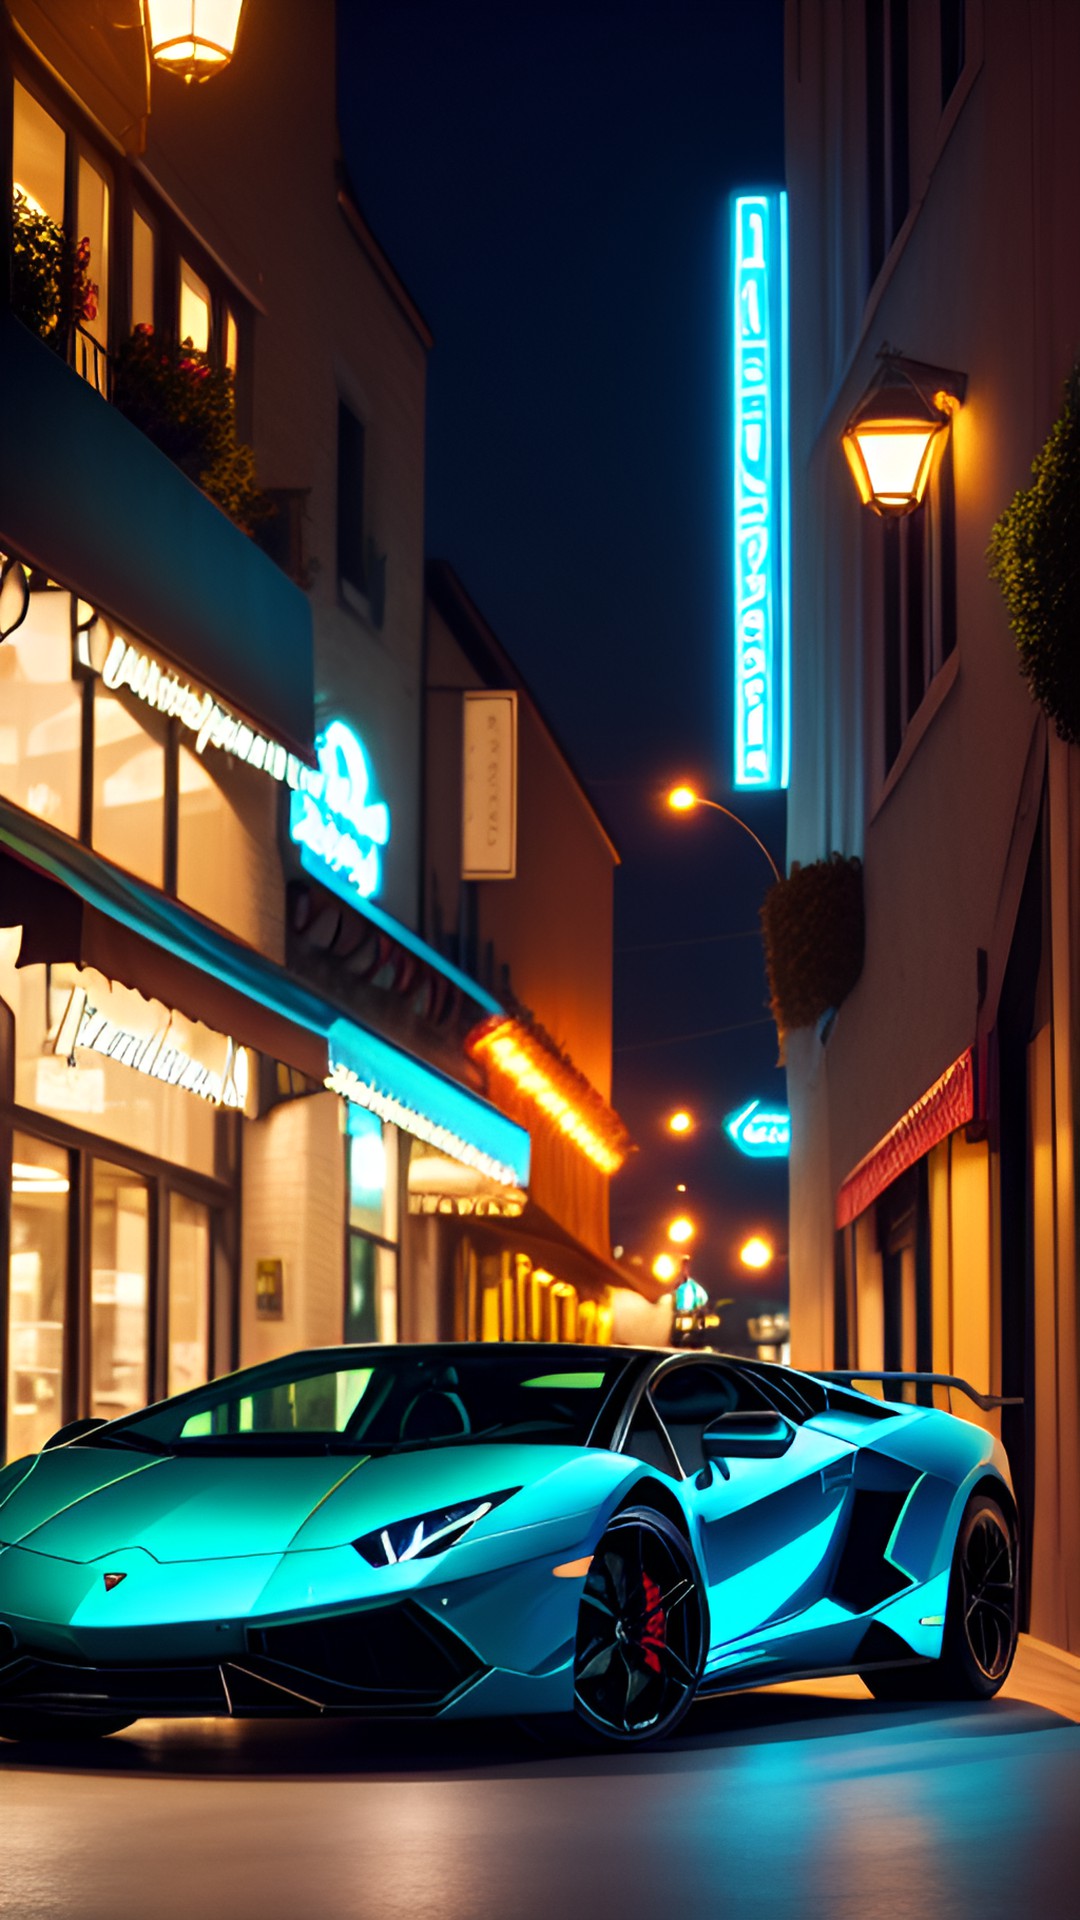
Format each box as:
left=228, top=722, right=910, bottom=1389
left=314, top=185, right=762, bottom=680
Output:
left=639, top=1571, right=667, bottom=1673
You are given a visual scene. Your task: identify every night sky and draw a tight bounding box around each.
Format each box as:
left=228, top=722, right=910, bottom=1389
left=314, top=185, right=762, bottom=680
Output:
left=337, top=0, right=789, bottom=1337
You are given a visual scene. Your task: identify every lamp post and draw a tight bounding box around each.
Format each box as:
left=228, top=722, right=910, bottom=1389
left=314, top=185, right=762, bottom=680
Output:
left=146, top=0, right=246, bottom=84
left=841, top=350, right=965, bottom=518
left=666, top=785, right=782, bottom=886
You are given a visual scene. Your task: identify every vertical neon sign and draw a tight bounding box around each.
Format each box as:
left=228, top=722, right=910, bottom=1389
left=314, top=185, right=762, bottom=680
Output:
left=733, top=190, right=789, bottom=789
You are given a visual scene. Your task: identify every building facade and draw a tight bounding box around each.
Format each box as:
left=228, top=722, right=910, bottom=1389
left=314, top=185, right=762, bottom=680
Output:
left=784, top=0, right=1080, bottom=1648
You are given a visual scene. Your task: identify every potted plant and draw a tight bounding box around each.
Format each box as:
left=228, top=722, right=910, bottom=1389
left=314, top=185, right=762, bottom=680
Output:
left=760, top=853, right=865, bottom=1036
left=11, top=189, right=98, bottom=347
left=111, top=324, right=267, bottom=534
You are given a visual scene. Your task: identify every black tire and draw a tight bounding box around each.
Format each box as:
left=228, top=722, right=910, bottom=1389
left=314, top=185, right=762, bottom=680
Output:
left=572, top=1506, right=705, bottom=1747
left=0, top=1710, right=135, bottom=1742
left=861, top=1491, right=1019, bottom=1703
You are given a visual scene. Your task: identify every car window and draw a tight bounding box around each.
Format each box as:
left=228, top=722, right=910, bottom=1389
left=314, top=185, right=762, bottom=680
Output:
left=622, top=1393, right=681, bottom=1476
left=649, top=1363, right=771, bottom=1476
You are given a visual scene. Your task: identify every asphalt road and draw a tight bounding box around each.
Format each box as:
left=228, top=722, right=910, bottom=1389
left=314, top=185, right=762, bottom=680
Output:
left=4, top=1646, right=1080, bottom=1920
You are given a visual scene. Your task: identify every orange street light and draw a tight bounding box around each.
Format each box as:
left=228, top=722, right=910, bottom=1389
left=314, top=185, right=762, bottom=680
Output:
left=739, top=1235, right=774, bottom=1271
left=664, top=785, right=781, bottom=886
left=652, top=1253, right=679, bottom=1283
left=147, top=0, right=245, bottom=84
left=667, top=1215, right=695, bottom=1246
left=667, top=1109, right=694, bottom=1135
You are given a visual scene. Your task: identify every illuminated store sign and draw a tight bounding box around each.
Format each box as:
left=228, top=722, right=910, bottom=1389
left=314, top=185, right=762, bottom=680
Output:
left=724, top=1098, right=791, bottom=1159
left=327, top=1018, right=530, bottom=1191
left=290, top=720, right=390, bottom=905
left=732, top=189, right=790, bottom=790
left=85, top=626, right=314, bottom=792
left=51, top=980, right=249, bottom=1109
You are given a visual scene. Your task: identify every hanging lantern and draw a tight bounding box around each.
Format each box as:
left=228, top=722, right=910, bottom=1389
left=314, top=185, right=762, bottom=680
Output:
left=842, top=354, right=963, bottom=517
left=147, top=0, right=245, bottom=84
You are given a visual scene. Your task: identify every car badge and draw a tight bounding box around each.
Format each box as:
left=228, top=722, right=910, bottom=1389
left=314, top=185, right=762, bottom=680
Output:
left=102, top=1572, right=126, bottom=1591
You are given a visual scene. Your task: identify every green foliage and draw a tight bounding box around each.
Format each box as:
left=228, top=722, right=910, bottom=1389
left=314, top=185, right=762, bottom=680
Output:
left=11, top=191, right=97, bottom=346
left=988, top=362, right=1080, bottom=743
left=760, top=853, right=865, bottom=1033
left=111, top=326, right=268, bottom=535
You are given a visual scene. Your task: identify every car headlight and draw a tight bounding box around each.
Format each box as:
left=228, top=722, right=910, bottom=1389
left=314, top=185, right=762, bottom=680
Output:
left=353, top=1489, right=518, bottom=1568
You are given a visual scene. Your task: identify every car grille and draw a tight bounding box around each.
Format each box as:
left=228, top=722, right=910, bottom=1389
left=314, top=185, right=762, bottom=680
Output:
left=0, top=1654, right=229, bottom=1717
left=245, top=1601, right=486, bottom=1711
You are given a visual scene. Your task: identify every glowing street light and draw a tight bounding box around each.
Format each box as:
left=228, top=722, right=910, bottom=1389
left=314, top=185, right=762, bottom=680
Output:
left=739, top=1235, right=774, bottom=1271
left=652, top=1253, right=678, bottom=1283
left=665, top=784, right=781, bottom=886
left=667, top=1109, right=694, bottom=1135
left=147, top=0, right=245, bottom=84
left=667, top=1215, right=695, bottom=1246
left=841, top=353, right=965, bottom=518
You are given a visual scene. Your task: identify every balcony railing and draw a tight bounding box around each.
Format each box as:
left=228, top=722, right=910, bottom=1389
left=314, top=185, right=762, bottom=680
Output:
left=67, top=322, right=110, bottom=400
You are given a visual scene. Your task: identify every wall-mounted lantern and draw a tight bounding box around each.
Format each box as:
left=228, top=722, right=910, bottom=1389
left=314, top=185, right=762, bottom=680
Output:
left=146, top=0, right=245, bottom=84
left=842, top=351, right=966, bottom=517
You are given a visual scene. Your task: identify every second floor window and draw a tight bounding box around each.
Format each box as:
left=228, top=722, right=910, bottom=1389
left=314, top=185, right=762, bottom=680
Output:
left=881, top=438, right=957, bottom=772
left=337, top=400, right=368, bottom=602
left=866, top=0, right=910, bottom=286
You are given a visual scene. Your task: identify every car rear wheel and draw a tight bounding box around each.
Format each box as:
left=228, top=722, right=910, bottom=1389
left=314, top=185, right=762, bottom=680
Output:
left=0, top=1711, right=135, bottom=1742
left=573, top=1507, right=705, bottom=1746
left=861, top=1491, right=1018, bottom=1703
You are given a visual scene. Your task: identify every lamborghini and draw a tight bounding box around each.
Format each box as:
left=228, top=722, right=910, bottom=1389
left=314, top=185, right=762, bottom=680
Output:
left=0, top=1342, right=1020, bottom=1746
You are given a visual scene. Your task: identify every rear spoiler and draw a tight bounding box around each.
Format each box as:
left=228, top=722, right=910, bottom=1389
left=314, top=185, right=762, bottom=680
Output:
left=819, top=1371, right=1023, bottom=1414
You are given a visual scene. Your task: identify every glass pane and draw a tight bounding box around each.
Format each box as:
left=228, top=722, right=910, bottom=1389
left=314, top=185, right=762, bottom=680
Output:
left=346, top=1233, right=378, bottom=1343
left=92, top=684, right=166, bottom=886
left=179, top=257, right=211, bottom=353
left=76, top=153, right=109, bottom=348
left=7, top=1132, right=69, bottom=1461
left=224, top=308, right=238, bottom=373
left=0, top=587, right=82, bottom=836
left=168, top=1193, right=211, bottom=1397
left=90, top=1161, right=149, bottom=1422
left=176, top=744, right=276, bottom=944
left=348, top=1109, right=387, bottom=1237
left=131, top=209, right=155, bottom=330
left=13, top=82, right=65, bottom=224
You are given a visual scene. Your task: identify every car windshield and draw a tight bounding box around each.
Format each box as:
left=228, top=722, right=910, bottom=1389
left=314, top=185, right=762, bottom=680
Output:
left=79, top=1346, right=633, bottom=1456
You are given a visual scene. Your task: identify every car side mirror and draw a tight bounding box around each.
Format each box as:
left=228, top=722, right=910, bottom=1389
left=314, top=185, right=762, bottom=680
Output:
left=702, top=1410, right=796, bottom=1461
left=42, top=1416, right=108, bottom=1451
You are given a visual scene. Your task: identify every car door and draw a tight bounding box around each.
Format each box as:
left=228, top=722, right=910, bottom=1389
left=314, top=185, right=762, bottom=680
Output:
left=648, top=1359, right=857, bottom=1650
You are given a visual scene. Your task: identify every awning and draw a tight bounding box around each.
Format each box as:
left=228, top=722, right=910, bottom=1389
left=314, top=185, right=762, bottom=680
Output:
left=836, top=1050, right=975, bottom=1229
left=448, top=1201, right=665, bottom=1305
left=0, top=803, right=531, bottom=1187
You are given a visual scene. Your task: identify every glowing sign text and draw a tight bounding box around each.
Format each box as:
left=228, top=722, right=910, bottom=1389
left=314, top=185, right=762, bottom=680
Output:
left=290, top=720, right=390, bottom=904
left=724, top=1097, right=791, bottom=1159
left=733, top=190, right=789, bottom=790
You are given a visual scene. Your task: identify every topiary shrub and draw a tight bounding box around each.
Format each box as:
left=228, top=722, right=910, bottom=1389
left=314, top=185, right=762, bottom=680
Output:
left=111, top=324, right=267, bottom=535
left=988, top=361, right=1080, bottom=743
left=760, top=853, right=864, bottom=1033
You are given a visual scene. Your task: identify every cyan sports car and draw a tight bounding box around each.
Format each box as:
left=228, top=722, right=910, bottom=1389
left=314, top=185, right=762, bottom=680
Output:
left=0, top=1342, right=1019, bottom=1746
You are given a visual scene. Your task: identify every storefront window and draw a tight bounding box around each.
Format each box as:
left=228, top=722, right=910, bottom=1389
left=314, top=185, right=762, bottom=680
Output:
left=168, top=1191, right=211, bottom=1396
left=179, top=256, right=211, bottom=352
left=0, top=587, right=82, bottom=837
left=6, top=1132, right=69, bottom=1461
left=177, top=745, right=274, bottom=948
left=90, top=1160, right=149, bottom=1422
left=131, top=208, right=155, bottom=330
left=92, top=684, right=167, bottom=887
left=347, top=1110, right=397, bottom=1341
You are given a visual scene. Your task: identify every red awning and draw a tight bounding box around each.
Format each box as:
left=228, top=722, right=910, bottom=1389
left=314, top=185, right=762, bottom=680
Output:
left=836, top=1050, right=975, bottom=1229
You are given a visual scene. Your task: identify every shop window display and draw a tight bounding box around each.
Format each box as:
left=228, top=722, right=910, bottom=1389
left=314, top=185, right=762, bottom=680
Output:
left=7, top=1132, right=70, bottom=1461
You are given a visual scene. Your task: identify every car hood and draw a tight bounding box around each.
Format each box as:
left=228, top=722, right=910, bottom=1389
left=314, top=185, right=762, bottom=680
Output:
left=0, top=1442, right=616, bottom=1564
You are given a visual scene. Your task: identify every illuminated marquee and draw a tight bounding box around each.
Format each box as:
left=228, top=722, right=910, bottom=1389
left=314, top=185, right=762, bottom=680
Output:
left=724, top=1098, right=791, bottom=1159
left=732, top=190, right=789, bottom=790
left=51, top=983, right=249, bottom=1109
left=291, top=720, right=390, bottom=905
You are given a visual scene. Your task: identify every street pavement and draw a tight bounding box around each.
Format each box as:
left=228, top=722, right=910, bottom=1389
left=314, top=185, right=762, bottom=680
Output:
left=3, top=1636, right=1080, bottom=1920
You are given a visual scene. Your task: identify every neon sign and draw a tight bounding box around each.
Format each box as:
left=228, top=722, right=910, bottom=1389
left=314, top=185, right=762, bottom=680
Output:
left=290, top=720, right=390, bottom=905
left=724, top=1098, right=791, bottom=1159
left=733, top=190, right=789, bottom=790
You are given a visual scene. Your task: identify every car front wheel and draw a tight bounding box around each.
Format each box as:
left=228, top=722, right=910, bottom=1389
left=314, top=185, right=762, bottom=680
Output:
left=573, top=1506, right=705, bottom=1746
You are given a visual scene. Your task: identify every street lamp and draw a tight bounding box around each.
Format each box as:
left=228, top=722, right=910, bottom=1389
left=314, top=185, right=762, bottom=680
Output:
left=841, top=352, right=965, bottom=518
left=652, top=1253, right=678, bottom=1282
left=667, top=1109, right=694, bottom=1135
left=147, top=0, right=246, bottom=83
left=665, top=784, right=781, bottom=886
left=667, top=1215, right=695, bottom=1246
left=739, top=1234, right=774, bottom=1271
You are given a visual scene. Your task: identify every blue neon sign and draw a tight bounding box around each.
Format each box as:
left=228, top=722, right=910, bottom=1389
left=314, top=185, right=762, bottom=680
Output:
left=290, top=720, right=390, bottom=905
left=724, top=1098, right=791, bottom=1159
left=732, top=190, right=789, bottom=790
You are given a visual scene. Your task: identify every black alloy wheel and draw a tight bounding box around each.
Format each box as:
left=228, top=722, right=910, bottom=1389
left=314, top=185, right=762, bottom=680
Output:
left=573, top=1507, right=705, bottom=1746
left=0, top=1710, right=135, bottom=1742
left=861, top=1491, right=1018, bottom=1702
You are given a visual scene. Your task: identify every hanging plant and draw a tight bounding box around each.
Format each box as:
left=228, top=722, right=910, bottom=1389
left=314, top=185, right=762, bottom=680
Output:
left=11, top=190, right=98, bottom=347
left=988, top=360, right=1080, bottom=743
left=111, top=325, right=268, bottom=534
left=760, top=853, right=865, bottom=1033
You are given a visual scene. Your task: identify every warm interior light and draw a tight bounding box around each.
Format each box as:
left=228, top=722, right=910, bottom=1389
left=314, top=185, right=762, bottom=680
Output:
left=147, top=0, right=245, bottom=84
left=468, top=1019, right=631, bottom=1173
left=842, top=362, right=958, bottom=517
left=652, top=1253, right=678, bottom=1282
left=668, top=1216, right=695, bottom=1245
left=667, top=786, right=698, bottom=812
left=739, top=1235, right=774, bottom=1270
left=667, top=1109, right=693, bottom=1135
